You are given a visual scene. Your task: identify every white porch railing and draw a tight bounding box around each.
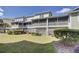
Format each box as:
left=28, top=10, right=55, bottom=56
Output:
left=48, top=22, right=68, bottom=26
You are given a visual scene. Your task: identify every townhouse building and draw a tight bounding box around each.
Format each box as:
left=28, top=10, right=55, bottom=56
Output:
left=0, top=7, right=79, bottom=35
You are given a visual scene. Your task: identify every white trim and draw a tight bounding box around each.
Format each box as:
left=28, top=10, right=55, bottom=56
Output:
left=46, top=18, right=48, bottom=35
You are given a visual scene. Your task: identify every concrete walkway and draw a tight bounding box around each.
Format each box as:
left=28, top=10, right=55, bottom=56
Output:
left=53, top=41, right=79, bottom=53
left=0, top=34, right=57, bottom=44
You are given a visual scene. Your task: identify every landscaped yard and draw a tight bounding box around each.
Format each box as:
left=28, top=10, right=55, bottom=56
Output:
left=0, top=34, right=58, bottom=53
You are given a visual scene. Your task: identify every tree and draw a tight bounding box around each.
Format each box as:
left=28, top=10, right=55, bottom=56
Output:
left=3, top=23, right=10, bottom=27
left=3, top=23, right=10, bottom=33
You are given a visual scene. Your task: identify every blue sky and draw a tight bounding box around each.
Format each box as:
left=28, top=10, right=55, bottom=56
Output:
left=0, top=6, right=77, bottom=18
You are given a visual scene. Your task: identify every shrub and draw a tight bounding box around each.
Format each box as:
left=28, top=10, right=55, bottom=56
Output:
left=7, top=30, right=26, bottom=35
left=7, top=30, right=13, bottom=35
left=31, top=32, right=41, bottom=36
left=54, top=29, right=79, bottom=46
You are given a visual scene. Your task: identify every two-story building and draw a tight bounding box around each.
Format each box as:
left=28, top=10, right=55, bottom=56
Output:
left=1, top=7, right=79, bottom=35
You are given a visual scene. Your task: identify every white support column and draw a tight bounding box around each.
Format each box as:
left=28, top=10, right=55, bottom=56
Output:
left=22, top=23, right=24, bottom=31
left=56, top=17, right=58, bottom=26
left=68, top=15, right=72, bottom=29
left=57, top=17, right=58, bottom=22
left=46, top=18, right=48, bottom=35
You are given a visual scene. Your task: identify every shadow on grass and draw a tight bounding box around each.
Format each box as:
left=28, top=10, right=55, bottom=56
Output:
left=0, top=40, right=56, bottom=53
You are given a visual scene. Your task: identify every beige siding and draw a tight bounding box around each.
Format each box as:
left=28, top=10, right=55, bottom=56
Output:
left=36, top=28, right=46, bottom=35
left=70, top=13, right=79, bottom=29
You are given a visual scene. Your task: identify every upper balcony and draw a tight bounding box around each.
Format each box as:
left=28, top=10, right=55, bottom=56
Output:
left=48, top=22, right=68, bottom=27
left=31, top=16, right=69, bottom=28
left=32, top=23, right=46, bottom=26
left=11, top=21, right=68, bottom=29
left=32, top=22, right=68, bottom=27
left=11, top=15, right=69, bottom=28
left=11, top=12, right=69, bottom=28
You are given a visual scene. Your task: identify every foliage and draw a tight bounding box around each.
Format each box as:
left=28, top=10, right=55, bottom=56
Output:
left=7, top=30, right=26, bottom=35
left=3, top=23, right=10, bottom=27
left=7, top=30, right=13, bottom=34
left=31, top=32, right=41, bottom=36
left=54, top=29, right=79, bottom=46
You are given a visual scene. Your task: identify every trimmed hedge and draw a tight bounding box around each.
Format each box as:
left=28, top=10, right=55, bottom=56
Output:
left=31, top=32, right=41, bottom=36
left=54, top=29, right=79, bottom=46
left=7, top=30, right=26, bottom=35
left=7, top=30, right=13, bottom=34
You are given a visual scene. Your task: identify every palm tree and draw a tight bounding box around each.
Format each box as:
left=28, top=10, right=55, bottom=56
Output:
left=0, top=19, right=4, bottom=33
left=0, top=19, right=11, bottom=33
left=0, top=19, right=4, bottom=27
left=3, top=23, right=10, bottom=27
left=3, top=23, right=10, bottom=33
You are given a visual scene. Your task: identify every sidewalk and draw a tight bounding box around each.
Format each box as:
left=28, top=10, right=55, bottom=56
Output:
left=53, top=41, right=79, bottom=53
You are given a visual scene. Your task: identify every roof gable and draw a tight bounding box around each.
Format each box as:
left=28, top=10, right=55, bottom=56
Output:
left=73, top=7, right=79, bottom=11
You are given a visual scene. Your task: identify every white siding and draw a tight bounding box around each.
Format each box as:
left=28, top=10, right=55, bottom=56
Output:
left=11, top=25, right=19, bottom=28
left=70, top=13, right=79, bottom=29
left=33, top=15, right=40, bottom=19
left=15, top=18, right=23, bottom=22
left=43, top=13, right=50, bottom=18
left=27, top=17, right=33, bottom=22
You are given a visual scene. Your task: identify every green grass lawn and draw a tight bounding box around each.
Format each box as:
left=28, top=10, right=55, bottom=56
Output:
left=0, top=34, right=58, bottom=53
left=0, top=41, right=56, bottom=53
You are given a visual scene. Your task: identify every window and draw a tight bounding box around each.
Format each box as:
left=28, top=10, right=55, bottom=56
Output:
left=19, top=23, right=22, bottom=25
left=24, top=23, right=27, bottom=26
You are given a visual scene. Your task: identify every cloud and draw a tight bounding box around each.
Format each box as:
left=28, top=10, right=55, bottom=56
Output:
left=0, top=8, right=4, bottom=12
left=0, top=12, right=4, bottom=16
left=0, top=8, right=4, bottom=16
left=56, top=8, right=71, bottom=13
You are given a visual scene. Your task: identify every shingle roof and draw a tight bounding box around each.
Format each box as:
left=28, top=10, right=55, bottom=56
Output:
left=33, top=11, right=52, bottom=15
